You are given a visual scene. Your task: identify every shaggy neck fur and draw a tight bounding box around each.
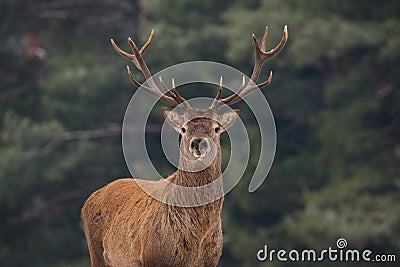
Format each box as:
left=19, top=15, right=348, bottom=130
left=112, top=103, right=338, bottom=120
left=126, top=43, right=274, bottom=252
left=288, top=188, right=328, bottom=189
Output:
left=163, top=147, right=224, bottom=211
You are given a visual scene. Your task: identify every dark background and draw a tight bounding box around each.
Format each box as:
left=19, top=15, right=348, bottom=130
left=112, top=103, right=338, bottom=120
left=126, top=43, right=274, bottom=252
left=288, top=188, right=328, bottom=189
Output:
left=0, top=0, right=399, bottom=266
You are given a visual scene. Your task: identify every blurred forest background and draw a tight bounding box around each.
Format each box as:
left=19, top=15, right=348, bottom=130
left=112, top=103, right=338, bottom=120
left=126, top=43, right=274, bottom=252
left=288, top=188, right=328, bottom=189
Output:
left=1, top=0, right=399, bottom=266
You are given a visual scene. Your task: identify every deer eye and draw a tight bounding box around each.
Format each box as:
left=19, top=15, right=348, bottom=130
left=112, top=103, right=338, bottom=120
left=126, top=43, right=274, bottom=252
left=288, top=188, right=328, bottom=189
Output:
left=181, top=127, right=186, bottom=134
left=215, top=127, right=220, bottom=133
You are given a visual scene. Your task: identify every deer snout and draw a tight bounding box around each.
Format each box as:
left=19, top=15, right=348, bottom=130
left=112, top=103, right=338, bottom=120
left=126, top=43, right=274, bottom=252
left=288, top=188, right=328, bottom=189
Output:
left=190, top=138, right=210, bottom=157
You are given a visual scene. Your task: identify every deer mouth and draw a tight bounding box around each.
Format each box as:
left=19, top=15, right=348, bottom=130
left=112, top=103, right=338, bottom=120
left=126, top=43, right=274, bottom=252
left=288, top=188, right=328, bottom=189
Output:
left=189, top=138, right=211, bottom=158
left=180, top=138, right=217, bottom=172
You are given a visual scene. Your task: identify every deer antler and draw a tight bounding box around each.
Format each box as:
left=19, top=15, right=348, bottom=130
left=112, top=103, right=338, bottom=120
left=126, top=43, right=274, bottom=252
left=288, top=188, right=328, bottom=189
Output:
left=209, top=77, right=223, bottom=110
left=111, top=29, right=190, bottom=109
left=214, top=25, right=288, bottom=108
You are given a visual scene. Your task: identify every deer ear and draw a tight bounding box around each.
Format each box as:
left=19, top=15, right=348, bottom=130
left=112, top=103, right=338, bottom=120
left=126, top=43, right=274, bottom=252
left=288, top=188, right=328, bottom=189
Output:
left=218, top=109, right=240, bottom=132
left=161, top=107, right=184, bottom=131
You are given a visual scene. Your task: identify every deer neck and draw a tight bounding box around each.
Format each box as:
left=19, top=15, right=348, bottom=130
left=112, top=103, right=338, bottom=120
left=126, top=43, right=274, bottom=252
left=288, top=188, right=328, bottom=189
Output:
left=160, top=149, right=224, bottom=234
left=175, top=149, right=222, bottom=188
left=159, top=146, right=224, bottom=210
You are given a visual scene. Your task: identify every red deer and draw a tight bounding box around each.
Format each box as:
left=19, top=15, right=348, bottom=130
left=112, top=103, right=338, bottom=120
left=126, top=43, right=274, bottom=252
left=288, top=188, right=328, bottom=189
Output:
left=81, top=25, right=288, bottom=267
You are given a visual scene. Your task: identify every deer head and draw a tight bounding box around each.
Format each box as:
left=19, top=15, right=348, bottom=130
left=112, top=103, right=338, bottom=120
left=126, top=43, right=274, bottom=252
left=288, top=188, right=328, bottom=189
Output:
left=111, top=26, right=288, bottom=173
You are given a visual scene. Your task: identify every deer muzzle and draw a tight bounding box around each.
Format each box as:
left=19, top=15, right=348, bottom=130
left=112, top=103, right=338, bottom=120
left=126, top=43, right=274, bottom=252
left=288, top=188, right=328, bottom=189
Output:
left=190, top=138, right=210, bottom=157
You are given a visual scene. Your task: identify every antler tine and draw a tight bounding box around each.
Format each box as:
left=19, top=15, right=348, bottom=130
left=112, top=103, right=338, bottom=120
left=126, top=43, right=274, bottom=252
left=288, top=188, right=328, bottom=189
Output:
left=261, top=25, right=269, bottom=52
left=111, top=39, right=135, bottom=62
left=221, top=25, right=288, bottom=106
left=111, top=29, right=154, bottom=68
left=126, top=66, right=178, bottom=106
left=216, top=76, right=223, bottom=100
left=112, top=29, right=191, bottom=108
left=159, top=77, right=191, bottom=109
left=216, top=76, right=245, bottom=108
left=127, top=37, right=154, bottom=85
left=171, top=78, right=191, bottom=109
left=250, top=25, right=287, bottom=82
left=210, top=76, right=223, bottom=110
left=159, top=76, right=177, bottom=98
left=139, top=29, right=155, bottom=54
left=170, top=78, right=180, bottom=102
left=127, top=65, right=144, bottom=88
left=225, top=72, right=273, bottom=105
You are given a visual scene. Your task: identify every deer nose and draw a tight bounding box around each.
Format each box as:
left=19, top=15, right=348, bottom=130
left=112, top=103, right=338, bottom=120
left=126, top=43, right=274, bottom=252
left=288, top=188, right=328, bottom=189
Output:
left=190, top=138, right=209, bottom=155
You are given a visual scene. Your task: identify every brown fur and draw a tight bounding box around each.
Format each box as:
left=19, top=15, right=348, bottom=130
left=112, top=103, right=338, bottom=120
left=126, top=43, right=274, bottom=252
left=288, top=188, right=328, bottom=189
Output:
left=81, top=115, right=233, bottom=267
